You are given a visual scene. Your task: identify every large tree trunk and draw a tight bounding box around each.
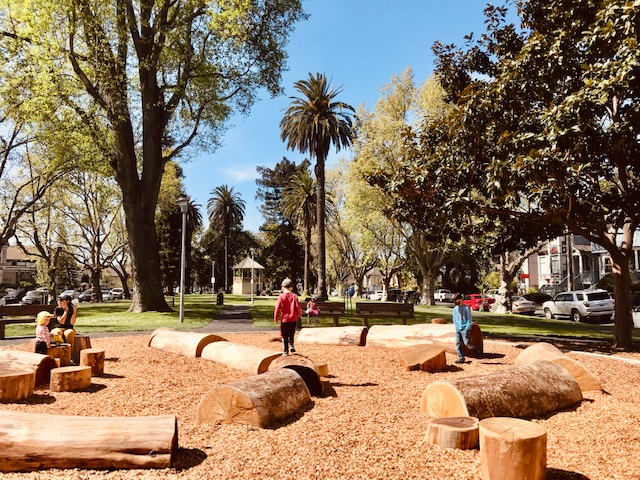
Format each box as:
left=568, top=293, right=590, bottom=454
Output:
left=610, top=225, right=634, bottom=349
left=303, top=225, right=311, bottom=293
left=0, top=410, right=177, bottom=471
left=420, top=360, right=582, bottom=420
left=315, top=157, right=328, bottom=300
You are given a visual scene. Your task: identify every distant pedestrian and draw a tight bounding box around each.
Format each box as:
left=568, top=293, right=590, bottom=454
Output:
left=35, top=311, right=54, bottom=354
left=452, top=294, right=476, bottom=364
left=274, top=278, right=302, bottom=356
left=306, top=296, right=320, bottom=324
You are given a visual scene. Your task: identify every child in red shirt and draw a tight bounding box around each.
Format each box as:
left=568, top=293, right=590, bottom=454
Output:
left=274, top=278, right=302, bottom=356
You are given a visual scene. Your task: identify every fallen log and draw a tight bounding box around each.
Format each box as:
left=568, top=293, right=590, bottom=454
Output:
left=0, top=350, right=57, bottom=387
left=201, top=341, right=281, bottom=374
left=0, top=410, right=177, bottom=472
left=480, top=417, right=547, bottom=480
left=366, top=323, right=483, bottom=357
left=398, top=344, right=447, bottom=372
left=0, top=369, right=35, bottom=402
left=425, top=416, right=479, bottom=450
left=197, top=368, right=311, bottom=428
left=296, top=326, right=368, bottom=346
left=268, top=354, right=323, bottom=396
left=421, top=360, right=582, bottom=420
left=148, top=329, right=226, bottom=358
left=515, top=342, right=601, bottom=392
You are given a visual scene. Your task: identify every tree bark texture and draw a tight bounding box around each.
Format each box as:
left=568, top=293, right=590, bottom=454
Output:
left=366, top=323, right=483, bottom=357
left=200, top=341, right=281, bottom=374
left=0, top=369, right=35, bottom=402
left=515, top=342, right=601, bottom=392
left=296, top=326, right=368, bottom=346
left=480, top=417, right=547, bottom=480
left=425, top=416, right=479, bottom=450
left=0, top=410, right=177, bottom=471
left=610, top=225, right=634, bottom=348
left=398, top=344, right=447, bottom=372
left=420, top=360, right=582, bottom=420
left=315, top=157, right=328, bottom=300
left=148, top=328, right=226, bottom=358
left=196, top=368, right=311, bottom=428
left=0, top=350, right=57, bottom=387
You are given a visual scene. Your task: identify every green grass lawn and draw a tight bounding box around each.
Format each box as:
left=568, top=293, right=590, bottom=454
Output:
left=5, top=294, right=636, bottom=343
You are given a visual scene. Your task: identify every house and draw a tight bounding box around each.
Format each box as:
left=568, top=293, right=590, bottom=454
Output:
left=0, top=245, right=36, bottom=287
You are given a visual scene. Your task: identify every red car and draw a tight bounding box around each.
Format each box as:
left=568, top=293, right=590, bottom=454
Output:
left=463, top=294, right=495, bottom=311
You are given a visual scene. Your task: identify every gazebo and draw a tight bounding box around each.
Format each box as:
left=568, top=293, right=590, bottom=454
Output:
left=232, top=257, right=265, bottom=295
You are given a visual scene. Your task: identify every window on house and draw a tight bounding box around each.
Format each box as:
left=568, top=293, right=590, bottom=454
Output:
left=604, top=257, right=612, bottom=274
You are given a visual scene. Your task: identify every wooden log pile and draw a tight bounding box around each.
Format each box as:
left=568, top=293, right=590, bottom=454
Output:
left=421, top=360, right=582, bottom=420
left=0, top=410, right=177, bottom=472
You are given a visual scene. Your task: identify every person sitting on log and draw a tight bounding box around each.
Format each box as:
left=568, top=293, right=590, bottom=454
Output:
left=35, top=311, right=55, bottom=354
left=305, top=296, right=320, bottom=325
left=49, top=294, right=77, bottom=348
left=274, top=278, right=302, bottom=356
left=453, top=294, right=477, bottom=364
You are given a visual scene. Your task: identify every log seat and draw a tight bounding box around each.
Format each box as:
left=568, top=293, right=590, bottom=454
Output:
left=50, top=366, right=92, bottom=392
left=80, top=348, right=105, bottom=376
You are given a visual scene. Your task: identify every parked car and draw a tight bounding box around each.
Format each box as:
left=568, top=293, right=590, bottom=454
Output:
left=387, top=288, right=402, bottom=302
left=3, top=288, right=24, bottom=304
left=463, top=294, right=495, bottom=311
left=510, top=295, right=536, bottom=315
left=60, top=289, right=81, bottom=300
left=542, top=289, right=614, bottom=322
left=101, top=288, right=114, bottom=301
left=434, top=289, right=454, bottom=302
left=368, top=290, right=384, bottom=301
left=110, top=287, right=124, bottom=300
left=484, top=289, right=500, bottom=299
left=633, top=305, right=640, bottom=328
left=21, top=289, right=48, bottom=305
left=79, top=289, right=95, bottom=302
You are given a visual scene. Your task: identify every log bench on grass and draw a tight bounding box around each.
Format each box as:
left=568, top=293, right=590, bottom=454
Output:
left=355, top=302, right=414, bottom=327
left=366, top=323, right=483, bottom=357
left=197, top=368, right=311, bottom=428
left=0, top=410, right=177, bottom=471
left=0, top=368, right=35, bottom=402
left=425, top=416, right=479, bottom=450
left=0, top=350, right=57, bottom=387
left=421, top=360, right=582, bottom=420
left=515, top=342, right=601, bottom=392
left=296, top=326, right=368, bottom=346
left=398, top=344, right=447, bottom=372
left=148, top=328, right=226, bottom=357
left=201, top=341, right=281, bottom=374
left=313, top=301, right=345, bottom=326
left=480, top=417, right=547, bottom=480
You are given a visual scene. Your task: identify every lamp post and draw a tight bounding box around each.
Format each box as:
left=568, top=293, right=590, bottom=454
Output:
left=211, top=260, right=215, bottom=300
left=177, top=196, right=189, bottom=323
left=250, top=248, right=255, bottom=305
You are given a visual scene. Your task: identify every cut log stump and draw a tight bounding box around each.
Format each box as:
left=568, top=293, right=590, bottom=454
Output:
left=148, top=328, right=226, bottom=358
left=366, top=323, right=483, bottom=357
left=515, top=342, right=601, bottom=392
left=0, top=369, right=35, bottom=403
left=0, top=410, right=177, bottom=471
left=47, top=344, right=72, bottom=367
left=80, top=348, right=105, bottom=377
left=431, top=318, right=448, bottom=324
left=480, top=417, right=547, bottom=480
left=421, top=360, right=582, bottom=420
left=0, top=350, right=57, bottom=387
left=425, top=416, right=479, bottom=450
left=72, top=335, right=92, bottom=364
left=50, top=366, right=92, bottom=392
left=313, top=360, right=329, bottom=378
left=296, top=326, right=368, bottom=346
left=201, top=341, right=281, bottom=374
left=196, top=368, right=311, bottom=428
left=398, top=344, right=446, bottom=372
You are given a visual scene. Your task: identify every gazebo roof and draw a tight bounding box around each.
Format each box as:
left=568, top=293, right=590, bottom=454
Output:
left=233, top=257, right=265, bottom=270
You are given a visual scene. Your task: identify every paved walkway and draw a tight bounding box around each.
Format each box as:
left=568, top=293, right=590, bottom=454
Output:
left=196, top=304, right=278, bottom=334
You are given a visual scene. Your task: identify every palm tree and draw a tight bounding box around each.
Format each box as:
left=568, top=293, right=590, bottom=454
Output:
left=207, top=185, right=246, bottom=292
left=186, top=197, right=203, bottom=292
left=280, top=73, right=354, bottom=299
left=282, top=167, right=317, bottom=293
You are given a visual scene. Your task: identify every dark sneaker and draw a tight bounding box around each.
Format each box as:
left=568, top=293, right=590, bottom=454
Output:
left=290, top=347, right=296, bottom=353
left=455, top=358, right=465, bottom=364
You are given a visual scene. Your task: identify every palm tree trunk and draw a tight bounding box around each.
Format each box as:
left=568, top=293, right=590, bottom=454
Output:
left=304, top=225, right=311, bottom=293
left=315, top=158, right=327, bottom=300
left=224, top=236, right=229, bottom=293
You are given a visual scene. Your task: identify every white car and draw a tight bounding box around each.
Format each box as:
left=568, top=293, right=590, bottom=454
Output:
left=633, top=306, right=640, bottom=328
left=60, top=289, right=81, bottom=299
left=368, top=290, right=384, bottom=301
left=510, top=296, right=536, bottom=315
left=110, top=288, right=124, bottom=299
left=434, top=289, right=454, bottom=302
left=542, top=289, right=614, bottom=322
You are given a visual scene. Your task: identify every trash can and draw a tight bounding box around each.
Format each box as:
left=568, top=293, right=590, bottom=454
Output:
left=216, top=292, right=224, bottom=305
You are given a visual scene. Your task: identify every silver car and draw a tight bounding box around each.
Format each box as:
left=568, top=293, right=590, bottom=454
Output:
left=542, top=289, right=614, bottom=322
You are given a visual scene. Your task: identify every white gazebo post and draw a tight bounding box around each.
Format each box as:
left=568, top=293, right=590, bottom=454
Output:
left=250, top=248, right=255, bottom=304
left=177, top=196, right=189, bottom=323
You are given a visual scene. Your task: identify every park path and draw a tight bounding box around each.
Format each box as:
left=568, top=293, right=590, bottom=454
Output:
left=196, top=304, right=278, bottom=334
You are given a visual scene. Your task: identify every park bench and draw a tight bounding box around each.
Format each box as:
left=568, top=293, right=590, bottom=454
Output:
left=354, top=302, right=414, bottom=327
left=313, top=301, right=345, bottom=326
left=0, top=305, right=51, bottom=340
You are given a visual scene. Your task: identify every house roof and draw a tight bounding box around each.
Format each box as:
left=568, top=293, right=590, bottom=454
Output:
left=233, top=257, right=265, bottom=270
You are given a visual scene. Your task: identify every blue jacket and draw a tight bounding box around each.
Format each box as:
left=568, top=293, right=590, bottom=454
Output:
left=453, top=304, right=472, bottom=331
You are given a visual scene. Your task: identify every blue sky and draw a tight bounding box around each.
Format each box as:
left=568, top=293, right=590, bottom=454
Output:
left=183, top=0, right=497, bottom=232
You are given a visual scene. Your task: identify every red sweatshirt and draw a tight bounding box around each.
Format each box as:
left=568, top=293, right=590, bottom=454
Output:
left=274, top=291, right=302, bottom=323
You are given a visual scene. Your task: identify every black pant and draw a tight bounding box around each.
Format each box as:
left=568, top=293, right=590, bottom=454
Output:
left=35, top=340, right=48, bottom=354
left=281, top=321, right=296, bottom=352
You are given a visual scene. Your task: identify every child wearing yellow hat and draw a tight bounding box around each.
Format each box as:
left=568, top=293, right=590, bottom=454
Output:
left=35, top=311, right=54, bottom=354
